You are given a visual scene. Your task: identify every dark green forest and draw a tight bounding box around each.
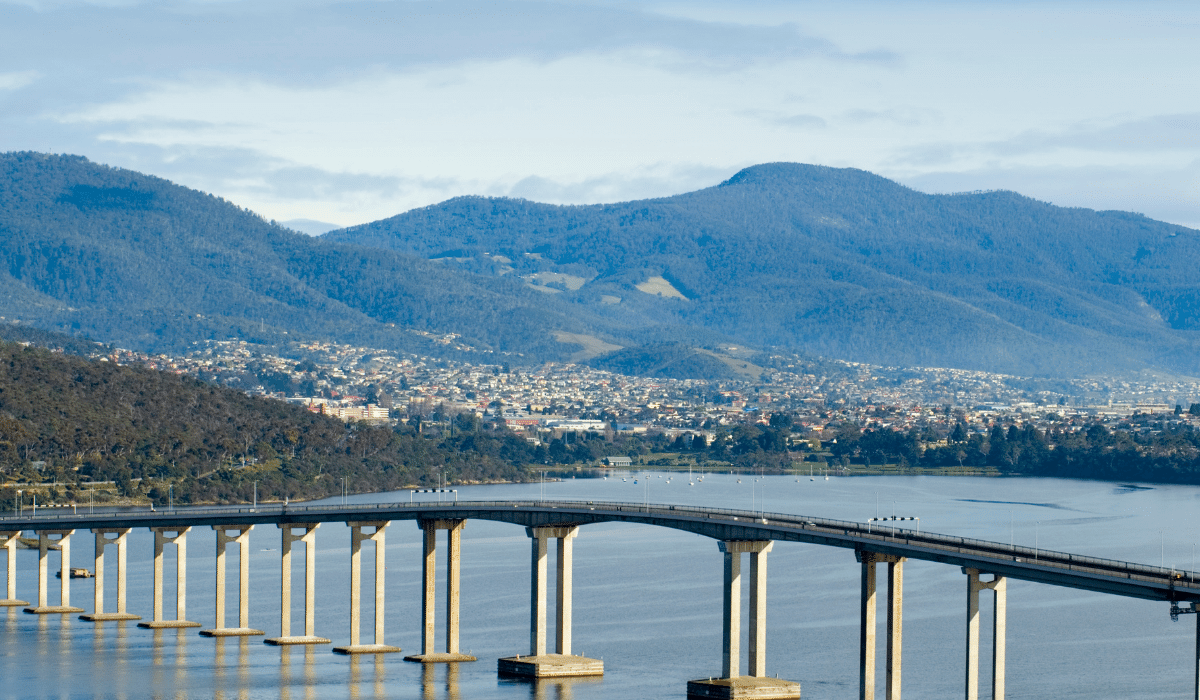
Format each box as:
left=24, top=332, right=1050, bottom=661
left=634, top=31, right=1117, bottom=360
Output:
left=585, top=342, right=737, bottom=380
left=330, top=162, right=1200, bottom=377
left=639, top=414, right=1200, bottom=485
left=0, top=342, right=537, bottom=506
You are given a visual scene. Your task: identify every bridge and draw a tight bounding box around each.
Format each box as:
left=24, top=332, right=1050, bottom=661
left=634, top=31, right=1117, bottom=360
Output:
left=2, top=499, right=1199, bottom=699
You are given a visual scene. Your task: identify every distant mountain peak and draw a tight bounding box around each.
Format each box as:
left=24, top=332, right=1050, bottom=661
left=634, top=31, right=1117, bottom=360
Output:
left=718, top=162, right=887, bottom=190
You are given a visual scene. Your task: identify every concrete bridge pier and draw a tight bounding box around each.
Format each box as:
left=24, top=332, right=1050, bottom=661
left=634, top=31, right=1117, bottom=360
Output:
left=857, top=552, right=906, bottom=700
left=265, top=523, right=329, bottom=645
left=201, top=525, right=264, bottom=637
left=334, top=521, right=400, bottom=654
left=963, top=568, right=1006, bottom=700
left=1194, top=603, right=1200, bottom=700
left=24, top=530, right=84, bottom=614
left=499, top=525, right=602, bottom=678
left=0, top=532, right=28, bottom=607
left=138, top=527, right=200, bottom=628
left=686, top=540, right=799, bottom=700
left=405, top=519, right=476, bottom=663
left=80, top=528, right=140, bottom=621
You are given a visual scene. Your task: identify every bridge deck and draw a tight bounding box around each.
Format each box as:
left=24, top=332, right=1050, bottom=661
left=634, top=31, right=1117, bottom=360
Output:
left=2, top=499, right=1194, bottom=603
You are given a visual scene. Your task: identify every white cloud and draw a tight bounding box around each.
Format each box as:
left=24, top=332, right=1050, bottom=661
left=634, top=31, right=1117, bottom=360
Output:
left=0, top=70, right=38, bottom=90
left=2, top=0, right=1199, bottom=230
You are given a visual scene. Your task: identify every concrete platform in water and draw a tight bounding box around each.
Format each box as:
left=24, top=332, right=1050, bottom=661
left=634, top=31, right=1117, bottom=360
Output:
left=404, top=652, right=478, bottom=663
left=138, top=619, right=201, bottom=629
left=497, top=654, right=603, bottom=678
left=686, top=676, right=801, bottom=699
left=24, top=605, right=84, bottom=614
left=332, top=644, right=401, bottom=655
left=263, top=635, right=331, bottom=646
left=200, top=627, right=265, bottom=637
left=80, top=612, right=141, bottom=621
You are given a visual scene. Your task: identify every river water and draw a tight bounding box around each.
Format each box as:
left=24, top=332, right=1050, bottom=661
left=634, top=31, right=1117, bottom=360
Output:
left=2, top=473, right=1199, bottom=699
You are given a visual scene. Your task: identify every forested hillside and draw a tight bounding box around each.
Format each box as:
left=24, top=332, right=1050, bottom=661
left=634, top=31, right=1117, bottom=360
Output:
left=330, top=163, right=1200, bottom=377
left=0, top=342, right=536, bottom=505
left=4, top=152, right=1199, bottom=379
left=0, top=152, right=609, bottom=361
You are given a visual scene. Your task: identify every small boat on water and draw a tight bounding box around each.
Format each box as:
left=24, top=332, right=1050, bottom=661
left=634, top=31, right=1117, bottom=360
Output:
left=56, top=568, right=93, bottom=579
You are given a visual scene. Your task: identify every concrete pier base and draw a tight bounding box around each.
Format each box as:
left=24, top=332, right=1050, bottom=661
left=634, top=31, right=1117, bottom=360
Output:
left=338, top=522, right=395, bottom=654
left=405, top=519, right=475, bottom=664
left=84, top=529, right=140, bottom=622
left=26, top=530, right=83, bottom=614
left=202, top=525, right=262, bottom=638
left=200, top=626, right=266, bottom=637
left=686, top=676, right=801, bottom=699
left=1, top=532, right=27, bottom=607
left=138, top=528, right=197, bottom=629
left=25, top=604, right=85, bottom=614
left=138, top=619, right=202, bottom=628
left=272, top=524, right=327, bottom=645
left=80, top=611, right=140, bottom=621
left=498, top=654, right=604, bottom=678
left=405, top=652, right=478, bottom=663
left=332, top=643, right=402, bottom=655
left=264, top=635, right=332, bottom=646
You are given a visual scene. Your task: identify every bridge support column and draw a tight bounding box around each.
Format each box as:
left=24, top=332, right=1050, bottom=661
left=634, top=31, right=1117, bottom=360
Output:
left=0, top=532, right=28, bottom=607
left=856, top=552, right=905, bottom=700
left=964, top=568, right=1006, bottom=700
left=405, top=519, right=476, bottom=663
left=687, top=540, right=799, bottom=700
left=25, top=530, right=84, bottom=614
left=334, top=521, right=399, bottom=654
left=266, top=523, right=329, bottom=645
left=138, top=527, right=200, bottom=628
left=80, top=529, right=139, bottom=621
left=498, top=525, right=602, bottom=678
left=202, top=525, right=263, bottom=637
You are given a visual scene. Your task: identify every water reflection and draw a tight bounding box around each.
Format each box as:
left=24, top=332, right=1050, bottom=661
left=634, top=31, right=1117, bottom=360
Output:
left=151, top=629, right=165, bottom=691
left=348, top=654, right=387, bottom=700
left=420, top=661, right=463, bottom=700
left=175, top=628, right=190, bottom=700
left=280, top=645, right=320, bottom=700
left=510, top=676, right=601, bottom=700
left=236, top=638, right=250, bottom=700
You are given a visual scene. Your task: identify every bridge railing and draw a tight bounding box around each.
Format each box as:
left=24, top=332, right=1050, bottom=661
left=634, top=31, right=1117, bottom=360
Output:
left=3, top=498, right=1196, bottom=591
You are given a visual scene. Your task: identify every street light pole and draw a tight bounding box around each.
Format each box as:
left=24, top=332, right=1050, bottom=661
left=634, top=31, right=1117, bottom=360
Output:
left=253, top=481, right=257, bottom=509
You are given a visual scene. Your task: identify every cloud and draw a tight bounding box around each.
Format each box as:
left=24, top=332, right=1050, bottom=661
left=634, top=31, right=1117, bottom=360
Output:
left=0, top=0, right=892, bottom=94
left=899, top=159, right=1200, bottom=231
left=740, top=109, right=826, bottom=129
left=992, top=113, right=1200, bottom=155
left=888, top=113, right=1200, bottom=168
left=0, top=70, right=38, bottom=90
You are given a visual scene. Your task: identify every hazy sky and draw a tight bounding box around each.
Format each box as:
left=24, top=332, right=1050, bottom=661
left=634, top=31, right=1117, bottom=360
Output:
left=2, top=0, right=1198, bottom=230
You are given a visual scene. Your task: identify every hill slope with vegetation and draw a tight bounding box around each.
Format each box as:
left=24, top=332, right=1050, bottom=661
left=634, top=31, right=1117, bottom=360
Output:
left=329, top=163, right=1200, bottom=377
left=0, top=152, right=615, bottom=362
left=0, top=342, right=537, bottom=505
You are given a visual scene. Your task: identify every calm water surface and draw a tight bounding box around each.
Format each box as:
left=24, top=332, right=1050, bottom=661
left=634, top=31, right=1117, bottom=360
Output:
left=3, top=474, right=1199, bottom=699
